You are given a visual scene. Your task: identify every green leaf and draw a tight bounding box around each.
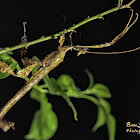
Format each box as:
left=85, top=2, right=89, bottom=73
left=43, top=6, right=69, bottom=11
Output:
left=107, top=115, right=116, bottom=140
left=0, top=54, right=12, bottom=64
left=92, top=98, right=114, bottom=134
left=57, top=74, right=79, bottom=92
left=9, top=62, right=17, bottom=70
left=99, top=99, right=116, bottom=140
left=50, top=77, right=62, bottom=94
left=92, top=98, right=110, bottom=132
left=31, top=56, right=40, bottom=73
left=50, top=78, right=78, bottom=121
left=61, top=92, right=78, bottom=121
left=85, top=69, right=94, bottom=89
left=0, top=62, right=17, bottom=79
left=92, top=106, right=106, bottom=132
left=32, top=56, right=40, bottom=61
left=31, top=65, right=39, bottom=73
left=0, top=54, right=10, bottom=61
left=99, top=98, right=111, bottom=115
left=90, top=83, right=111, bottom=98
left=30, top=88, right=41, bottom=102
left=0, top=53, right=17, bottom=79
left=0, top=72, right=10, bottom=79
left=25, top=93, right=58, bottom=140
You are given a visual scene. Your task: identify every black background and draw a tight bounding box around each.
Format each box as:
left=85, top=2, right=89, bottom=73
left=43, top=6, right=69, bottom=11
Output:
left=0, top=0, right=140, bottom=140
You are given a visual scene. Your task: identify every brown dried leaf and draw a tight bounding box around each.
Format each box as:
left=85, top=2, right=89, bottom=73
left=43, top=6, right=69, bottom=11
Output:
left=20, top=47, right=28, bottom=57
left=0, top=119, right=15, bottom=132
left=59, top=33, right=65, bottom=48
left=21, top=57, right=40, bottom=67
left=17, top=63, right=38, bottom=79
left=77, top=48, right=88, bottom=56
left=0, top=61, right=16, bottom=77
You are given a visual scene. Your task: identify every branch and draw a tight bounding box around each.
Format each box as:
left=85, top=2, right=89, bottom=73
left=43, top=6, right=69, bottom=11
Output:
left=0, top=0, right=135, bottom=55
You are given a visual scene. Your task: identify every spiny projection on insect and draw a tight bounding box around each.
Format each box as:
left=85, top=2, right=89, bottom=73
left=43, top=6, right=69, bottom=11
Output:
left=0, top=9, right=138, bottom=132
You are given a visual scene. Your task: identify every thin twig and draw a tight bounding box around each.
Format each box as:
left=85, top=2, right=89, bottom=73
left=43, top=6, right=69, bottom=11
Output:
left=84, top=46, right=140, bottom=54
left=121, top=0, right=136, bottom=9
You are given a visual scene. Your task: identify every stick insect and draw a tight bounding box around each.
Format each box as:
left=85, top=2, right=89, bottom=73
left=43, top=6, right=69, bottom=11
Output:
left=0, top=9, right=138, bottom=132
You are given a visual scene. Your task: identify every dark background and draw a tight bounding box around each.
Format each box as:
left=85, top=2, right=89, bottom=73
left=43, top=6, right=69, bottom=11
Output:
left=0, top=0, right=140, bottom=139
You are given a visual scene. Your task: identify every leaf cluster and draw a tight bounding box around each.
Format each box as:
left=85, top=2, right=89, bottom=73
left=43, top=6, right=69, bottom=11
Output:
left=27, top=68, right=116, bottom=140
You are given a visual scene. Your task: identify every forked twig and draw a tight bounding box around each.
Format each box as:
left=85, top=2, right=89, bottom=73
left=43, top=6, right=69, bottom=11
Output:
left=120, top=0, right=136, bottom=9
